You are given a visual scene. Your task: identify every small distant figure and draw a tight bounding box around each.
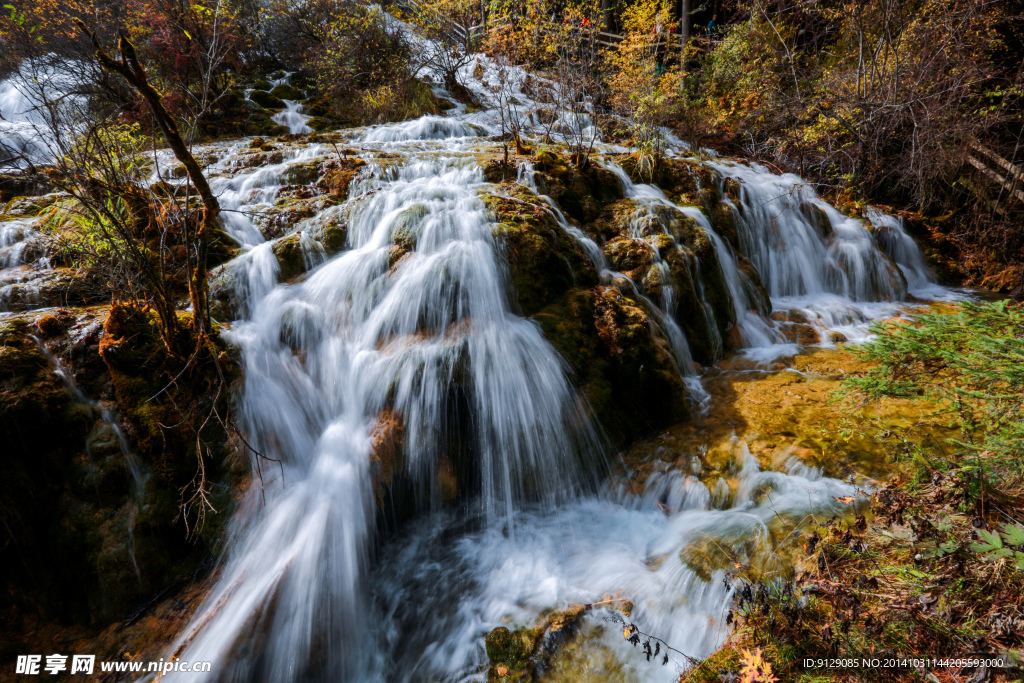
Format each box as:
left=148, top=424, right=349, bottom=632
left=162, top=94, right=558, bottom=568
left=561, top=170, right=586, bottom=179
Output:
left=707, top=14, right=719, bottom=34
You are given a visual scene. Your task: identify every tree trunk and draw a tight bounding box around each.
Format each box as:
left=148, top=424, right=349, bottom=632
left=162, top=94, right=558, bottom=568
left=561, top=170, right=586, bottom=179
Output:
left=77, top=21, right=220, bottom=349
left=680, top=0, right=691, bottom=67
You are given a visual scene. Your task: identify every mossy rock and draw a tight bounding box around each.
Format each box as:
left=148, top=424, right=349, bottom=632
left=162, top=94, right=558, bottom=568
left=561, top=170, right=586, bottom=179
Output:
left=0, top=318, right=94, bottom=622
left=272, top=232, right=313, bottom=282
left=604, top=236, right=655, bottom=276
left=709, top=199, right=740, bottom=251
left=0, top=267, right=108, bottom=312
left=245, top=108, right=289, bottom=137
left=619, top=155, right=722, bottom=207
left=535, top=287, right=690, bottom=445
left=0, top=309, right=243, bottom=631
left=252, top=78, right=272, bottom=91
left=307, top=116, right=338, bottom=132
left=248, top=89, right=286, bottom=110
left=255, top=193, right=337, bottom=240
left=596, top=199, right=734, bottom=363
left=272, top=218, right=349, bottom=282
left=319, top=158, right=365, bottom=199
left=208, top=216, right=242, bottom=267
left=483, top=182, right=599, bottom=316
left=269, top=83, right=304, bottom=101
left=482, top=159, right=518, bottom=184
left=280, top=159, right=324, bottom=186
left=532, top=149, right=623, bottom=223
left=391, top=203, right=427, bottom=252
left=801, top=201, right=833, bottom=238
left=4, top=193, right=60, bottom=217
left=485, top=626, right=536, bottom=671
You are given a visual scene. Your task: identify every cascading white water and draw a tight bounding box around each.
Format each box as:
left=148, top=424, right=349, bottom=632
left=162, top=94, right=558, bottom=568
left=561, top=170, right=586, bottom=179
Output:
left=602, top=162, right=784, bottom=354
left=865, top=206, right=938, bottom=294
left=273, top=100, right=313, bottom=135
left=710, top=161, right=908, bottom=303
left=164, top=150, right=598, bottom=682
left=0, top=218, right=41, bottom=269
left=373, top=440, right=865, bottom=682
left=147, top=29, right=959, bottom=681
left=0, top=58, right=86, bottom=165
left=0, top=71, right=54, bottom=164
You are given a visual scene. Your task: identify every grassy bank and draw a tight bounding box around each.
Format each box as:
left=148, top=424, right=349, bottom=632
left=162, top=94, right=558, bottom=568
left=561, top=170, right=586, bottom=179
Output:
left=680, top=301, right=1024, bottom=682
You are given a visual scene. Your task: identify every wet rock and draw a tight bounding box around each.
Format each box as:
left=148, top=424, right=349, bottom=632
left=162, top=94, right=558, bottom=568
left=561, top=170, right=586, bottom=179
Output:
left=269, top=83, right=304, bottom=101
left=483, top=182, right=599, bottom=316
left=248, top=89, right=286, bottom=110
left=318, top=157, right=366, bottom=199
left=802, top=201, right=833, bottom=238
left=596, top=200, right=734, bottom=363
left=0, top=318, right=94, bottom=621
left=535, top=287, right=690, bottom=445
left=391, top=203, right=427, bottom=252
left=280, top=158, right=325, bottom=186
left=618, top=155, right=721, bottom=206
left=485, top=626, right=537, bottom=679
left=255, top=192, right=338, bottom=240
left=0, top=266, right=107, bottom=312
left=603, top=237, right=655, bottom=277
left=272, top=217, right=349, bottom=283
left=4, top=192, right=61, bottom=218
left=245, top=108, right=289, bottom=137
left=0, top=170, right=54, bottom=202
left=482, top=158, right=518, bottom=184
left=233, top=149, right=286, bottom=169
left=369, top=408, right=406, bottom=506
left=532, top=149, right=623, bottom=223
left=780, top=322, right=822, bottom=345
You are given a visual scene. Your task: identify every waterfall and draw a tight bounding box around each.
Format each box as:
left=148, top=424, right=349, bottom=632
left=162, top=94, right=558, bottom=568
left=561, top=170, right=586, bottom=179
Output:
left=709, top=161, right=908, bottom=303
left=0, top=71, right=54, bottom=165
left=865, top=206, right=939, bottom=294
left=0, top=26, right=941, bottom=679
left=0, top=58, right=86, bottom=165
left=164, top=151, right=599, bottom=681
left=273, top=101, right=313, bottom=135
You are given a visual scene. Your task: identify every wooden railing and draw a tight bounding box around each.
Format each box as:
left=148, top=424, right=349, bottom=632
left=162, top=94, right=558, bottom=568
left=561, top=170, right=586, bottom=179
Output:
left=397, top=2, right=718, bottom=55
left=967, top=141, right=1024, bottom=206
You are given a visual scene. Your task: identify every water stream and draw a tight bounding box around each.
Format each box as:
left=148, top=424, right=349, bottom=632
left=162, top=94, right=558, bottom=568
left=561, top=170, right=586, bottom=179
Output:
left=156, top=106, right=952, bottom=681
left=0, top=43, right=963, bottom=682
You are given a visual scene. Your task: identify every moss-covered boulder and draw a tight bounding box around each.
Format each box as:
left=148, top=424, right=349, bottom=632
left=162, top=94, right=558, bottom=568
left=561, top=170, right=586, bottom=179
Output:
left=483, top=182, right=599, bottom=316
left=535, top=287, right=690, bottom=445
left=595, top=199, right=735, bottom=363
left=618, top=155, right=722, bottom=207
left=271, top=216, right=349, bottom=283
left=280, top=158, right=325, bottom=186
left=531, top=149, right=623, bottom=223
left=0, top=318, right=93, bottom=622
left=248, top=89, right=286, bottom=110
left=252, top=191, right=338, bottom=241
left=485, top=626, right=537, bottom=680
left=269, top=83, right=304, bottom=101
left=4, top=192, right=61, bottom=218
left=0, top=267, right=108, bottom=312
left=603, top=236, right=655, bottom=278
left=0, top=308, right=244, bottom=641
left=245, top=108, right=289, bottom=137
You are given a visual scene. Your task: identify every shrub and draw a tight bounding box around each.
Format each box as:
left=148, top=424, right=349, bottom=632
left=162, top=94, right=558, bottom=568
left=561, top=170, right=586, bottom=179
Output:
left=846, top=300, right=1024, bottom=485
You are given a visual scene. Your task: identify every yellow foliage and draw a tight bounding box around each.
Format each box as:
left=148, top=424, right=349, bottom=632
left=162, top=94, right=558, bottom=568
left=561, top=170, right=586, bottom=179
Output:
left=737, top=648, right=778, bottom=683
